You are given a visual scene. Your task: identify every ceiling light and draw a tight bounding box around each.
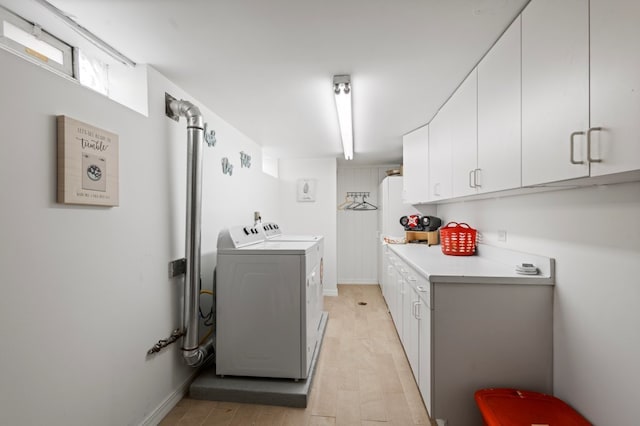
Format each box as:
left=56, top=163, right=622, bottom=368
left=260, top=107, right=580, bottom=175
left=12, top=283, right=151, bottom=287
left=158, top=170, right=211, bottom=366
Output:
left=333, top=75, right=353, bottom=160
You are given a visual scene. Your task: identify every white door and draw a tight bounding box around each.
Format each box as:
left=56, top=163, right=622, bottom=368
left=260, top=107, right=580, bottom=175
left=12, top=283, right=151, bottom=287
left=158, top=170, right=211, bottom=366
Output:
left=589, top=0, right=640, bottom=176
left=477, top=16, right=522, bottom=193
left=521, top=0, right=590, bottom=185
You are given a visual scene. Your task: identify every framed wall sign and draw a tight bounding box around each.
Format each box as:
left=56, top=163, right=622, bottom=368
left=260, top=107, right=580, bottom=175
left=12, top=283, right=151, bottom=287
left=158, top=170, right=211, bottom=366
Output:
left=297, top=178, right=317, bottom=202
left=57, top=115, right=119, bottom=206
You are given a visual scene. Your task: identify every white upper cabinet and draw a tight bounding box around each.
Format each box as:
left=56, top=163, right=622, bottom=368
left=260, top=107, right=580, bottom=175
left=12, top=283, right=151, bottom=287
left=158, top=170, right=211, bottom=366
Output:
left=428, top=103, right=453, bottom=201
left=450, top=70, right=479, bottom=198
left=521, top=0, right=590, bottom=186
left=429, top=72, right=477, bottom=201
left=402, top=125, right=429, bottom=204
left=477, top=16, right=522, bottom=193
left=589, top=0, right=640, bottom=176
left=400, top=0, right=640, bottom=203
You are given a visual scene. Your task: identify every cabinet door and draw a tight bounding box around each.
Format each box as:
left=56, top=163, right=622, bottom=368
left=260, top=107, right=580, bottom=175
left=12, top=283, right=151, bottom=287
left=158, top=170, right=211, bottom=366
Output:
left=418, top=291, right=432, bottom=415
left=406, top=285, right=420, bottom=379
left=385, top=256, right=397, bottom=318
left=393, top=269, right=404, bottom=340
left=402, top=125, right=429, bottom=204
left=379, top=244, right=387, bottom=296
left=478, top=16, right=522, bottom=193
left=450, top=70, right=479, bottom=198
left=428, top=106, right=452, bottom=201
left=521, top=0, right=589, bottom=185
left=590, top=0, right=640, bottom=175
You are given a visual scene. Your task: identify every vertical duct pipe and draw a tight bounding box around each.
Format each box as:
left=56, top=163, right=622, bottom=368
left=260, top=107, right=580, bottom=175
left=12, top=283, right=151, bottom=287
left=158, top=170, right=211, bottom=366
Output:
left=169, top=99, right=214, bottom=367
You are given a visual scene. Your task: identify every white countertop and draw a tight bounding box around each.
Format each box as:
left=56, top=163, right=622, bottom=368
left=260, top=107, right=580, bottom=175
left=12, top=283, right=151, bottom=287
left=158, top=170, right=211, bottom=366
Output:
left=387, top=243, right=554, bottom=285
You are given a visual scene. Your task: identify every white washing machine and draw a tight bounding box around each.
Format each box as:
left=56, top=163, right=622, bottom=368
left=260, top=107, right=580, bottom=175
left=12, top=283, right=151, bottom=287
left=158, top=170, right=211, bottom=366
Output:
left=216, top=225, right=322, bottom=380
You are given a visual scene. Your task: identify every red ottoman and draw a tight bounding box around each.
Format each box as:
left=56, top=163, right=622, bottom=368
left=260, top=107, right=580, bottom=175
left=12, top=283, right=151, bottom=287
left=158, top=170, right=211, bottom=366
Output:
left=475, top=388, right=591, bottom=426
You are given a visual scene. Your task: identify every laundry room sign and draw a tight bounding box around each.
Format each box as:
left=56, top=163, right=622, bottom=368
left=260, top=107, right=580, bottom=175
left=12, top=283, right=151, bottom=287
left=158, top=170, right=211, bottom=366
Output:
left=57, top=115, right=119, bottom=206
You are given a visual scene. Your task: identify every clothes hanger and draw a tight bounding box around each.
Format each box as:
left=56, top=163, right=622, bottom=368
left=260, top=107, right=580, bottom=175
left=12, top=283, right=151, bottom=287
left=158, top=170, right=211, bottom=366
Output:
left=348, top=193, right=378, bottom=210
left=337, top=195, right=352, bottom=210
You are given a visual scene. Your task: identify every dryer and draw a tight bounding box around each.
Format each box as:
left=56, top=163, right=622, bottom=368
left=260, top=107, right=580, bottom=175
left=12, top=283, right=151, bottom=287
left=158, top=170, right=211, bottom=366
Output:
left=259, top=222, right=325, bottom=323
left=216, top=225, right=322, bottom=380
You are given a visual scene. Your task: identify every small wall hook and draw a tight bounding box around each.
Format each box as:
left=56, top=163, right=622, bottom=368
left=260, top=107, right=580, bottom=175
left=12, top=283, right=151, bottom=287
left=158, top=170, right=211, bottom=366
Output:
left=240, top=151, right=251, bottom=168
left=204, top=123, right=216, bottom=147
left=222, top=157, right=233, bottom=176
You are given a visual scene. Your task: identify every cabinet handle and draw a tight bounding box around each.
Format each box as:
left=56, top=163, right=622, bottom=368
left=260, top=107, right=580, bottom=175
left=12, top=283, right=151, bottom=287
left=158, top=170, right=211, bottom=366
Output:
left=587, top=127, right=603, bottom=163
left=570, top=131, right=585, bottom=164
left=407, top=276, right=417, bottom=282
left=415, top=301, right=422, bottom=320
left=416, top=285, right=428, bottom=292
left=468, top=170, right=475, bottom=188
left=474, top=168, right=482, bottom=188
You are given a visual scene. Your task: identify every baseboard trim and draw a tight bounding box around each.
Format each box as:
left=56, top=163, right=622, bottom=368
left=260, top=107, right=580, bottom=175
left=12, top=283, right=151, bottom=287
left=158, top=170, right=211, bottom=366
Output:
left=140, top=369, right=198, bottom=426
left=337, top=280, right=380, bottom=285
left=323, top=288, right=338, bottom=297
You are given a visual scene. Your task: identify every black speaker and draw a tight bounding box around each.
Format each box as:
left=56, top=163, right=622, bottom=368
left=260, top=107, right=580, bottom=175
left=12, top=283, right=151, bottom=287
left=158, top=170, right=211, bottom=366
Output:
left=422, top=216, right=442, bottom=231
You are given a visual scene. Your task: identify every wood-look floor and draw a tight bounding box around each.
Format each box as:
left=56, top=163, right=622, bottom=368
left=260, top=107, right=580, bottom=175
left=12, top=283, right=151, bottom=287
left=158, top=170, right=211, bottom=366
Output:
left=160, top=284, right=433, bottom=426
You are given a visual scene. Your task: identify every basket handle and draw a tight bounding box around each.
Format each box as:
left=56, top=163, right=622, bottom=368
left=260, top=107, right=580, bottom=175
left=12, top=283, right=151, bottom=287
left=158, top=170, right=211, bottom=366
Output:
left=443, top=222, right=472, bottom=229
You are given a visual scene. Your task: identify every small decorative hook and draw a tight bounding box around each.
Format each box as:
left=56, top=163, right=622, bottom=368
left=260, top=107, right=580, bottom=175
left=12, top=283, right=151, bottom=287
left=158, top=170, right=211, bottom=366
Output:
left=222, top=157, right=233, bottom=176
left=240, top=151, right=251, bottom=168
left=204, top=122, right=216, bottom=147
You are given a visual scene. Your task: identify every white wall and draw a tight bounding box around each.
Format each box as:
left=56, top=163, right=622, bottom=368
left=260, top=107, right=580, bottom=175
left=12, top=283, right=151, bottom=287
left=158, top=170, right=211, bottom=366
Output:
left=337, top=166, right=399, bottom=284
left=436, top=181, right=640, bottom=426
left=277, top=159, right=337, bottom=296
left=0, top=48, right=279, bottom=426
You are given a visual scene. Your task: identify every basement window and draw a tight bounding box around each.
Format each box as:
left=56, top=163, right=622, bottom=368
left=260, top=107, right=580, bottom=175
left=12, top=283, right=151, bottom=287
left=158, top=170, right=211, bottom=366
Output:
left=0, top=5, right=148, bottom=116
left=76, top=49, right=109, bottom=96
left=0, top=7, right=73, bottom=77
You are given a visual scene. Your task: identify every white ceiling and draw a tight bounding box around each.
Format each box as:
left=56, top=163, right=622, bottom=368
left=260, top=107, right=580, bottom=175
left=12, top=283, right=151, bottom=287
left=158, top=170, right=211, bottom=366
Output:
left=5, top=0, right=529, bottom=165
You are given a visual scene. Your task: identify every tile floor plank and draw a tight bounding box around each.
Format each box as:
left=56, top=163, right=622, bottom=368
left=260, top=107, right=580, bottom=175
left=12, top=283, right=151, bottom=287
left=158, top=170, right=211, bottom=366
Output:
left=201, top=401, right=239, bottom=425
left=161, top=285, right=432, bottom=426
left=309, top=416, right=336, bottom=425
left=335, top=389, right=361, bottom=425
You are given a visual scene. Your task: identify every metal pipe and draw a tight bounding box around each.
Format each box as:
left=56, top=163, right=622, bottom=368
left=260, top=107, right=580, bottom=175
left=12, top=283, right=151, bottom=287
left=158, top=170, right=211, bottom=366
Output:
left=169, top=99, right=214, bottom=367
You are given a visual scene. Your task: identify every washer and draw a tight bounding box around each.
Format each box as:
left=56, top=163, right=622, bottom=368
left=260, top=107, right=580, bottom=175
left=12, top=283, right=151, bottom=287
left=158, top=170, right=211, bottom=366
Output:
left=216, top=225, right=322, bottom=380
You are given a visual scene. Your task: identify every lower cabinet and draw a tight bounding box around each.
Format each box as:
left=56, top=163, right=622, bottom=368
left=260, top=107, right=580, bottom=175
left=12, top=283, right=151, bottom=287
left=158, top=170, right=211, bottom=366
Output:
left=386, top=253, right=433, bottom=416
left=401, top=280, right=418, bottom=368
left=417, top=291, right=432, bottom=416
left=382, top=252, right=553, bottom=425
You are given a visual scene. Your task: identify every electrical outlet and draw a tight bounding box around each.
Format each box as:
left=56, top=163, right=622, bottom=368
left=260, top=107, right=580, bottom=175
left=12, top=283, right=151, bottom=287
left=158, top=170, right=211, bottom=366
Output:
left=476, top=232, right=483, bottom=243
left=497, top=230, right=507, bottom=242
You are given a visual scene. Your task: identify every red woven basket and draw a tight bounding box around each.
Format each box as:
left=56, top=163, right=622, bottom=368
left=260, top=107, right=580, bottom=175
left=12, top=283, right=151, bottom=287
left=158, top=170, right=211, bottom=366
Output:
left=440, top=222, right=477, bottom=256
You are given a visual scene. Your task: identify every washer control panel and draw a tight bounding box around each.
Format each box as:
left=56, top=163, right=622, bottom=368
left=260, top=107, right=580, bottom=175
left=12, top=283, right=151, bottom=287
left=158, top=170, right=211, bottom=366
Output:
left=218, top=225, right=265, bottom=249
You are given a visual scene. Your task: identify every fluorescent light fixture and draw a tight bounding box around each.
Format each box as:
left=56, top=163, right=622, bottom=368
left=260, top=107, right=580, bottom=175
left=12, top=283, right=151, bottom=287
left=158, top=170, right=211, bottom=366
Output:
left=333, top=75, right=353, bottom=160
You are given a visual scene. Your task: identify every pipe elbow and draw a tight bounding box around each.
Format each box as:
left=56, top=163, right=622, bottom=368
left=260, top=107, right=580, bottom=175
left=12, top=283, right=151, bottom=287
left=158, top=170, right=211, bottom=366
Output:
left=183, top=338, right=215, bottom=368
left=170, top=99, right=203, bottom=128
